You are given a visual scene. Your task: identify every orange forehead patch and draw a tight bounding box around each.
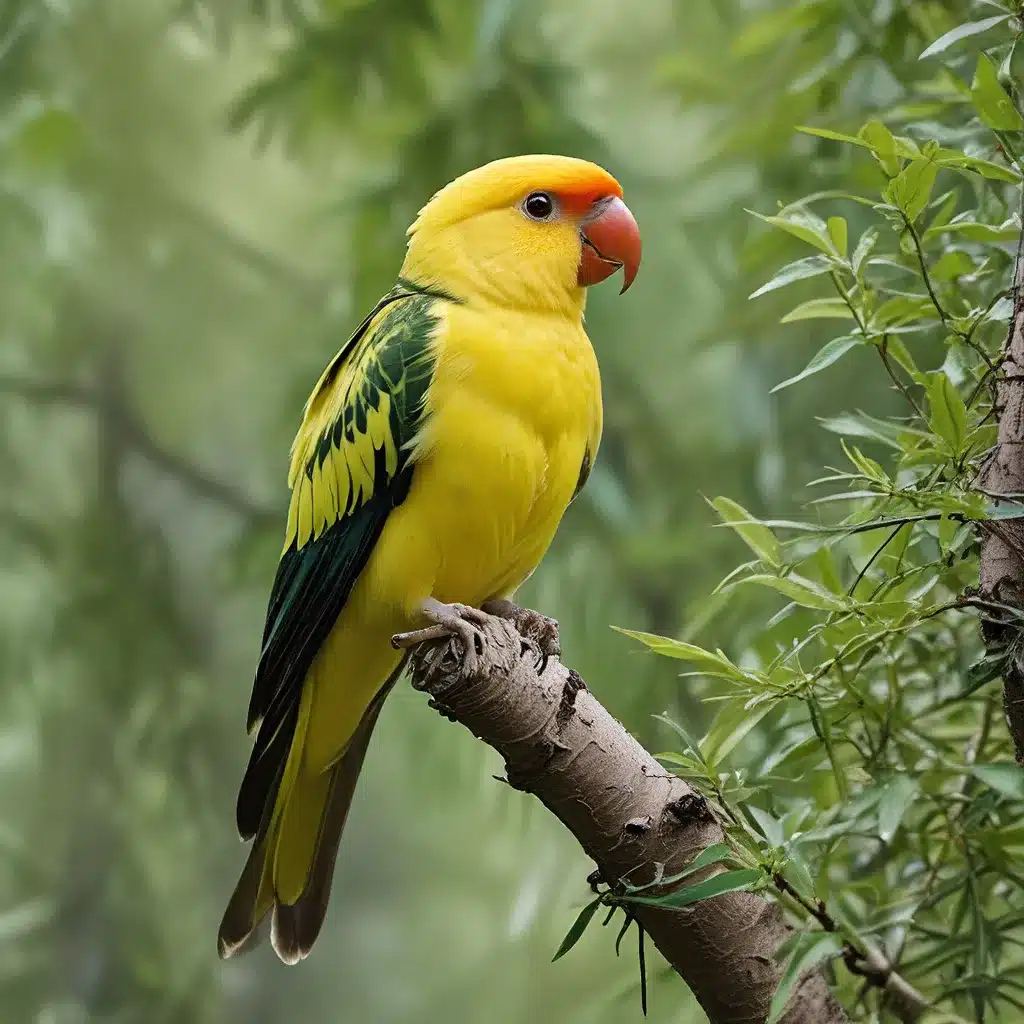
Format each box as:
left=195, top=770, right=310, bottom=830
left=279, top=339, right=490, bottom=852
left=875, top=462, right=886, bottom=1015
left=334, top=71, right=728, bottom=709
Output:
left=550, top=180, right=623, bottom=216
left=410, top=155, right=624, bottom=235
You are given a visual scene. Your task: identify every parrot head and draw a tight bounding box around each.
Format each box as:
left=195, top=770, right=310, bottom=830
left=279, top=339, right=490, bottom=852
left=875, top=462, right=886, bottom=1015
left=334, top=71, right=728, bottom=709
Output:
left=401, top=155, right=641, bottom=312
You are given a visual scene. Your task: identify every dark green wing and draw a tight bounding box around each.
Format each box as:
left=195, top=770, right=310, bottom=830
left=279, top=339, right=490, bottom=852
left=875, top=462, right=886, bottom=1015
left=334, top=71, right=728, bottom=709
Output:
left=235, top=283, right=444, bottom=840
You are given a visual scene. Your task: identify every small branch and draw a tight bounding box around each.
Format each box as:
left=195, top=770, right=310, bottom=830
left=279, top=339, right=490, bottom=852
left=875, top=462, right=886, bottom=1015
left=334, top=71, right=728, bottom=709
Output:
left=0, top=373, right=280, bottom=526
left=408, top=614, right=850, bottom=1024
left=772, top=875, right=930, bottom=1022
left=878, top=336, right=926, bottom=421
left=903, top=218, right=951, bottom=331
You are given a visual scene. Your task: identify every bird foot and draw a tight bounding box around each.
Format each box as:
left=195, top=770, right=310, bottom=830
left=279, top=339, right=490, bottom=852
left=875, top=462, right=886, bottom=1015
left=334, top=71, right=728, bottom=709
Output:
left=481, top=599, right=560, bottom=674
left=391, top=598, right=489, bottom=675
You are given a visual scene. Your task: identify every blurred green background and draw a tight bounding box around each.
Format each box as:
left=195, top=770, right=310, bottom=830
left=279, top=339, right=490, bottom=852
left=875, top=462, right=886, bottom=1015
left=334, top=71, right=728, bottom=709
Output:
left=0, top=1, right=963, bottom=1021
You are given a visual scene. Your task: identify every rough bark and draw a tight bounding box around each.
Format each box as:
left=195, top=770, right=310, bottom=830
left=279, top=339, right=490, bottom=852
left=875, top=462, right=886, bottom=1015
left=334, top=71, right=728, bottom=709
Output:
left=407, top=615, right=849, bottom=1024
left=978, top=213, right=1024, bottom=762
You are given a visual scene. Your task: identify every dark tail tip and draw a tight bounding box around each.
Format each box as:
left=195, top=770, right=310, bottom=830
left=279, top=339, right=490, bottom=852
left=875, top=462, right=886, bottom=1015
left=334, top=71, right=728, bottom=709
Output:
left=271, top=902, right=311, bottom=965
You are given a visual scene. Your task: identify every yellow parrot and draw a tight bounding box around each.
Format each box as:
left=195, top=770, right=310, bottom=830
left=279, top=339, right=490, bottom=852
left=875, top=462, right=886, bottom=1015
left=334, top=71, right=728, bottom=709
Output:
left=218, top=154, right=642, bottom=964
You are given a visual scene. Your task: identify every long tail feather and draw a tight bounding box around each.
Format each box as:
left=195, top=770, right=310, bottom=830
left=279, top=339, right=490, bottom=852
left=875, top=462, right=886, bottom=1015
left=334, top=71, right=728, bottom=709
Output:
left=271, top=684, right=390, bottom=963
left=218, top=660, right=404, bottom=962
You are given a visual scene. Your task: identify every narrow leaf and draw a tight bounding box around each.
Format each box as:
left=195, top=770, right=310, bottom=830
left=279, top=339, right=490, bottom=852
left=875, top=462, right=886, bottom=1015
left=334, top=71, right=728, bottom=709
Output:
left=860, top=120, right=902, bottom=175
left=625, top=869, right=763, bottom=909
left=749, top=255, right=834, bottom=299
left=781, top=297, right=855, bottom=323
left=972, top=54, right=1024, bottom=131
left=971, top=763, right=1024, bottom=799
left=749, top=210, right=835, bottom=254
left=928, top=372, right=969, bottom=454
left=623, top=843, right=735, bottom=895
left=613, top=628, right=745, bottom=678
left=936, top=151, right=1021, bottom=183
left=827, top=216, right=847, bottom=257
left=710, top=496, right=782, bottom=566
left=919, top=16, right=1009, bottom=60
left=796, top=126, right=869, bottom=149
left=851, top=228, right=878, bottom=275
left=878, top=775, right=918, bottom=842
left=771, top=336, right=860, bottom=393
left=734, top=574, right=848, bottom=612
left=552, top=898, right=603, bottom=961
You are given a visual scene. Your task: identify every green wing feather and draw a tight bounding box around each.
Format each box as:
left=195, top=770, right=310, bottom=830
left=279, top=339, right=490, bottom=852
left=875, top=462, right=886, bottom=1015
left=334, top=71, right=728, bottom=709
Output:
left=235, top=281, right=446, bottom=841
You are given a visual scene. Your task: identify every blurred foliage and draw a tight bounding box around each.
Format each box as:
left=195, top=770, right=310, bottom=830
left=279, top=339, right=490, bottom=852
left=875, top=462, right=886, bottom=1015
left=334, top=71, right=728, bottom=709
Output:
left=614, top=1, right=1024, bottom=1020
left=2, top=0, right=1021, bottom=1021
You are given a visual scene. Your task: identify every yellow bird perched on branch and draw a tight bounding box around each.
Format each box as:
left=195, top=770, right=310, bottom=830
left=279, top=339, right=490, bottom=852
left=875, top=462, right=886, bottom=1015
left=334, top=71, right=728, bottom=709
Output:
left=218, top=154, right=642, bottom=964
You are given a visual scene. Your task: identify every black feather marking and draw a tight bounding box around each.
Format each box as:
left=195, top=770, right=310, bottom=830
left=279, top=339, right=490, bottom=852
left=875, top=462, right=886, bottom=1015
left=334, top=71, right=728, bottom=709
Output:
left=571, top=447, right=592, bottom=503
left=236, top=699, right=299, bottom=840
left=316, top=433, right=333, bottom=469
left=238, top=289, right=441, bottom=830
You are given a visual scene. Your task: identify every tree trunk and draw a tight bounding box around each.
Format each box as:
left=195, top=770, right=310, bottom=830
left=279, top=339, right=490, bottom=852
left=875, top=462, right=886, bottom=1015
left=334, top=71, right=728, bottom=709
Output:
left=407, top=615, right=849, bottom=1024
left=978, top=210, right=1024, bottom=762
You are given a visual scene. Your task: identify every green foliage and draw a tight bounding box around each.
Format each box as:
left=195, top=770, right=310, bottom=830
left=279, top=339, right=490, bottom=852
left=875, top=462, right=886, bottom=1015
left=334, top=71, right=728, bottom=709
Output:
left=625, top=3, right=1024, bottom=1019
left=7, top=0, right=1024, bottom=1022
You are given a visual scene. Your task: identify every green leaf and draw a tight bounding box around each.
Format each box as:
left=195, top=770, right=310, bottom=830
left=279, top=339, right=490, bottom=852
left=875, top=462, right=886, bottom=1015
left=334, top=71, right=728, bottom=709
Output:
left=782, top=848, right=816, bottom=902
left=612, top=628, right=745, bottom=680
left=625, top=868, right=764, bottom=909
left=928, top=372, right=969, bottom=454
left=749, top=256, right=834, bottom=299
left=687, top=842, right=734, bottom=874
left=872, top=295, right=935, bottom=327
left=709, top=496, right=782, bottom=567
left=767, top=933, right=844, bottom=1024
left=842, top=440, right=889, bottom=485
left=734, top=574, right=848, bottom=612
left=965, top=651, right=1009, bottom=693
left=936, top=150, right=1021, bottom=183
left=625, top=843, right=737, bottom=896
left=827, top=216, right=847, bottom=258
left=771, top=336, right=860, bottom=393
left=700, top=700, right=773, bottom=765
left=749, top=210, right=836, bottom=254
left=919, top=16, right=1009, bottom=60
left=930, top=250, right=977, bottom=280
left=972, top=54, right=1024, bottom=131
left=859, top=120, right=902, bottom=175
left=878, top=775, right=918, bottom=842
left=886, top=336, right=924, bottom=383
left=884, top=159, right=938, bottom=222
left=552, top=897, right=603, bottom=961
left=929, top=218, right=1020, bottom=243
left=796, top=125, right=869, bottom=150
left=654, top=752, right=705, bottom=773
left=821, top=411, right=916, bottom=447
left=970, top=763, right=1024, bottom=799
left=851, top=228, right=878, bottom=275
left=780, top=297, right=855, bottom=323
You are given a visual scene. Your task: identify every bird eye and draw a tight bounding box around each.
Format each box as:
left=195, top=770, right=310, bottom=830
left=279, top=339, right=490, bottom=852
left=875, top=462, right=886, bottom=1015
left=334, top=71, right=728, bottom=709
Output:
left=522, top=191, right=556, bottom=221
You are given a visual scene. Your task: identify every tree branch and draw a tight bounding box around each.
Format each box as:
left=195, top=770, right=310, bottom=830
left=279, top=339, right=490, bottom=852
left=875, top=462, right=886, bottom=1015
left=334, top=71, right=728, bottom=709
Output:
left=407, top=613, right=851, bottom=1024
left=0, top=373, right=281, bottom=526
left=978, top=193, right=1024, bottom=763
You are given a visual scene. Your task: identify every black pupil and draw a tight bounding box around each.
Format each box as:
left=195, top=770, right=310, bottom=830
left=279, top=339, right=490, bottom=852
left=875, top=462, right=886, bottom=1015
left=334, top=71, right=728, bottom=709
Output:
left=526, top=193, right=552, bottom=219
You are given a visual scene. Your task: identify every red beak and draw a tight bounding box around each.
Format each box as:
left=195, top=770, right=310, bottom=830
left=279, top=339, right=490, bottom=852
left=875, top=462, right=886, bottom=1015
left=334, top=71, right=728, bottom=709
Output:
left=577, top=197, right=641, bottom=293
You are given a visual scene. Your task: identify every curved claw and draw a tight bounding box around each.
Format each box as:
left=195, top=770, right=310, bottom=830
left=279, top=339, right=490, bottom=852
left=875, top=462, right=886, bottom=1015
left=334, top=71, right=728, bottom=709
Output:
left=481, top=600, right=560, bottom=672
left=392, top=598, right=487, bottom=675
